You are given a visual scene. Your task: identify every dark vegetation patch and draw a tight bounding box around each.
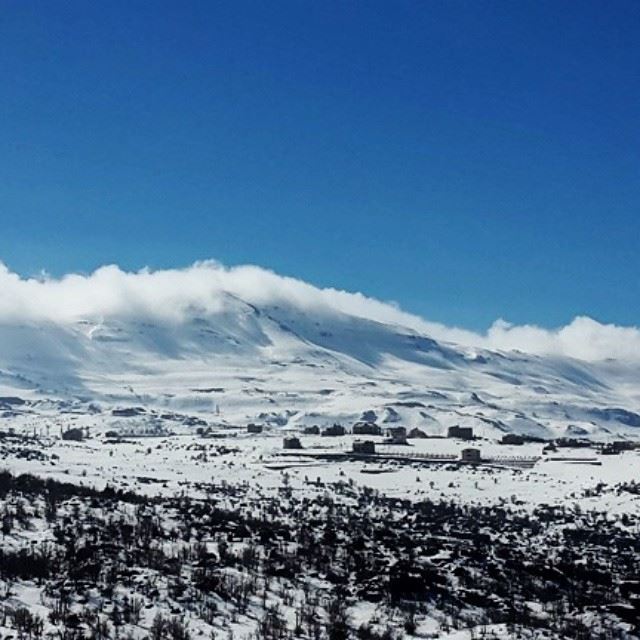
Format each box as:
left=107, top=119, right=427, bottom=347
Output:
left=0, top=471, right=638, bottom=639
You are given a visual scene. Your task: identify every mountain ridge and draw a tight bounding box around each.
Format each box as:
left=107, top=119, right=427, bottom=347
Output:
left=0, top=289, right=639, bottom=440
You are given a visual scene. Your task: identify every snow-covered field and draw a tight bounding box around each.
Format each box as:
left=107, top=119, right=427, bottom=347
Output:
left=2, top=426, right=640, bottom=640
left=2, top=427, right=640, bottom=514
left=2, top=276, right=640, bottom=638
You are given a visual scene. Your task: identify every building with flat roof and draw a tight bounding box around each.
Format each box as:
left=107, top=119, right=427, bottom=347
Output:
left=448, top=426, right=473, bottom=440
left=283, top=436, right=302, bottom=450
left=461, top=447, right=481, bottom=463
left=322, top=424, right=346, bottom=437
left=352, top=421, right=382, bottom=436
left=384, top=426, right=408, bottom=444
left=352, top=440, right=376, bottom=454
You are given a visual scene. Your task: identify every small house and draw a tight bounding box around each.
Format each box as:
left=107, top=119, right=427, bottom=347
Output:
left=322, top=424, right=346, bottom=437
left=352, top=440, right=376, bottom=455
left=352, top=421, right=382, bottom=436
left=461, top=447, right=481, bottom=463
left=386, top=426, right=407, bottom=438
left=385, top=426, right=408, bottom=444
left=448, top=426, right=474, bottom=440
left=283, top=436, right=302, bottom=450
left=247, top=423, right=263, bottom=434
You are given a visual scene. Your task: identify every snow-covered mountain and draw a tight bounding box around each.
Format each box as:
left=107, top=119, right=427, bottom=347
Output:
left=1, top=283, right=640, bottom=440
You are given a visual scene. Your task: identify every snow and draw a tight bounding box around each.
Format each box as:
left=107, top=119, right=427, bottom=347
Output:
left=1, top=429, right=639, bottom=517
left=0, top=292, right=639, bottom=446
left=1, top=288, right=640, bottom=639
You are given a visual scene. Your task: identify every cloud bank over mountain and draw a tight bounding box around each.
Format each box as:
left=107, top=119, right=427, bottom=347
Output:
left=0, top=261, right=638, bottom=363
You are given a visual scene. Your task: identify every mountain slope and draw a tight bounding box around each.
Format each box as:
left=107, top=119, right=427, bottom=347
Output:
left=1, top=289, right=639, bottom=440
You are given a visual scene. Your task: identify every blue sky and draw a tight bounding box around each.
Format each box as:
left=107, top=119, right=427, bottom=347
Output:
left=1, top=1, right=638, bottom=331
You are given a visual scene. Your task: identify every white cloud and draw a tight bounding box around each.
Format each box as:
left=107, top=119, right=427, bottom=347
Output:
left=0, top=260, right=638, bottom=362
left=484, top=316, right=640, bottom=363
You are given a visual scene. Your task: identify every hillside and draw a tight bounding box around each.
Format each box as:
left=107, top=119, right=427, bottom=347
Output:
left=1, top=284, right=639, bottom=440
